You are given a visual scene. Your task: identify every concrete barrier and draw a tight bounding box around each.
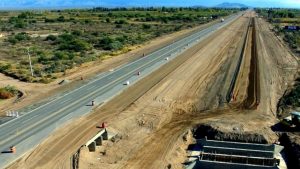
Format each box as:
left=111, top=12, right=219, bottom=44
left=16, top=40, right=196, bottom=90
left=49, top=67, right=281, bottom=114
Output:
left=95, top=136, right=103, bottom=146
left=186, top=138, right=283, bottom=169
left=88, top=141, right=96, bottom=152
left=84, top=128, right=107, bottom=152
left=196, top=160, right=279, bottom=169
left=197, top=138, right=275, bottom=151
left=203, top=146, right=274, bottom=158
left=201, top=153, right=277, bottom=166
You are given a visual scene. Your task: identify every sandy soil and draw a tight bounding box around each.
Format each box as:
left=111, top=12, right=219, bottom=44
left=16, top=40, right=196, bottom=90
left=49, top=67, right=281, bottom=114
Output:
left=0, top=19, right=219, bottom=117
left=8, top=11, right=249, bottom=169
left=200, top=13, right=298, bottom=142
left=231, top=20, right=252, bottom=106
left=8, top=11, right=299, bottom=169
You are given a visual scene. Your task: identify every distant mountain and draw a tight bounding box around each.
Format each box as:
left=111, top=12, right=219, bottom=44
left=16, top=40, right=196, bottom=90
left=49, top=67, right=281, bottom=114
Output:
left=215, top=2, right=249, bottom=8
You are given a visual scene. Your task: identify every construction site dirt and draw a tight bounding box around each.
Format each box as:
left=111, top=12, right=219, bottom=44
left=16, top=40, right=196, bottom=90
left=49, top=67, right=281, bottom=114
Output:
left=8, top=11, right=299, bottom=169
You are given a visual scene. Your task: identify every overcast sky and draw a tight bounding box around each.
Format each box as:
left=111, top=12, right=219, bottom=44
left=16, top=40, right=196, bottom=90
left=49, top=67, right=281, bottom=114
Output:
left=0, top=0, right=300, bottom=9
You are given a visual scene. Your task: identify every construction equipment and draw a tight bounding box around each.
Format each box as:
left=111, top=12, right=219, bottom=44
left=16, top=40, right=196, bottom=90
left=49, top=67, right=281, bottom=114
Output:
left=281, top=111, right=300, bottom=128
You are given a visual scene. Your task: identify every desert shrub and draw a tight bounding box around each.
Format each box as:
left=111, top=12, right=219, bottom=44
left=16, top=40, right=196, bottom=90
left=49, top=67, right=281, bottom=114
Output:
left=0, top=85, right=18, bottom=99
left=115, top=24, right=122, bottom=28
left=283, top=84, right=300, bottom=107
left=142, top=24, right=151, bottom=29
left=52, top=51, right=69, bottom=60
left=44, top=18, right=55, bottom=23
left=58, top=39, right=91, bottom=52
left=45, top=35, right=57, bottom=41
left=57, top=16, right=65, bottom=22
left=0, top=63, right=12, bottom=71
left=115, top=19, right=127, bottom=24
left=72, top=30, right=83, bottom=36
left=15, top=32, right=30, bottom=41
left=56, top=33, right=91, bottom=52
left=107, top=41, right=123, bottom=51
left=7, top=32, right=30, bottom=44
left=7, top=37, right=17, bottom=44
left=9, top=16, right=28, bottom=28
left=39, top=77, right=52, bottom=83
left=14, top=20, right=27, bottom=28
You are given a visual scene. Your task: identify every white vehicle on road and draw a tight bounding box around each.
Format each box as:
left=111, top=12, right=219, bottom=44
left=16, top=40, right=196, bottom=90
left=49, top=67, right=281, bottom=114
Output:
left=124, top=81, right=130, bottom=85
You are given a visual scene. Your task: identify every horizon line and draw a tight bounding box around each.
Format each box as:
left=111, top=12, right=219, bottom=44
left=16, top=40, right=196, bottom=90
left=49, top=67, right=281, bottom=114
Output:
left=0, top=5, right=299, bottom=11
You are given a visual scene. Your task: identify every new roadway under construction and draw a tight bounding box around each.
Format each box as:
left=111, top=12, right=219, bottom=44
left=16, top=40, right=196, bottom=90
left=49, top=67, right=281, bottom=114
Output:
left=4, top=10, right=299, bottom=169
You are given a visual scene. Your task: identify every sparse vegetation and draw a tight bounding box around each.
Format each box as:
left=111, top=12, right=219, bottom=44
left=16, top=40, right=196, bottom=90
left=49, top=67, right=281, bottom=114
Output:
left=279, top=77, right=300, bottom=113
left=0, top=85, right=18, bottom=99
left=256, top=9, right=300, bottom=116
left=256, top=8, right=300, bottom=53
left=0, top=7, right=241, bottom=83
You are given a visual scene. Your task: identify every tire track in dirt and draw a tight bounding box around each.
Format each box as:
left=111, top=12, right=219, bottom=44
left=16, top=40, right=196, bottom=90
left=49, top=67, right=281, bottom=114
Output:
left=122, top=109, right=235, bottom=169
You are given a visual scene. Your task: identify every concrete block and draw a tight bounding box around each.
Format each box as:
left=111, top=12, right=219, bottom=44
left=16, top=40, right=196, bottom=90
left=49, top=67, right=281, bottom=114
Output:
left=103, top=130, right=108, bottom=140
left=88, top=141, right=96, bottom=152
left=197, top=160, right=279, bottom=169
left=96, top=136, right=103, bottom=146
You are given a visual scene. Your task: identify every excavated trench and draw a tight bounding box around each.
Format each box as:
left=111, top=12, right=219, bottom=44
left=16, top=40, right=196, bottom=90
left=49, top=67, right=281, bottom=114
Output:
left=184, top=17, right=279, bottom=169
left=184, top=17, right=300, bottom=169
left=226, top=17, right=260, bottom=109
left=242, top=18, right=260, bottom=109
left=194, top=17, right=263, bottom=143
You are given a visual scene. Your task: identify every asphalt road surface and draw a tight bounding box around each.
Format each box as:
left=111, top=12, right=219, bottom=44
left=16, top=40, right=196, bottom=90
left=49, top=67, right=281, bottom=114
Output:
left=0, top=12, right=242, bottom=168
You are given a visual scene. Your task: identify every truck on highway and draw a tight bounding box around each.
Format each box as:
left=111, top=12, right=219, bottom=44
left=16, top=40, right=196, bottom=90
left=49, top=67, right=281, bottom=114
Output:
left=221, top=18, right=225, bottom=22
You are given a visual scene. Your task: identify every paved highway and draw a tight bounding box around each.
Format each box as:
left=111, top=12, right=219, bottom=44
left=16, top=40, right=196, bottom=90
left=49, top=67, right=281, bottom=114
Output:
left=0, top=12, right=242, bottom=168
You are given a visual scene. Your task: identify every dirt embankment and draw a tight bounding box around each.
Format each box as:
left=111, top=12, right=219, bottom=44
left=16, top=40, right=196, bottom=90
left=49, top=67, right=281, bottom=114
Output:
left=193, top=124, right=269, bottom=143
left=202, top=11, right=298, bottom=143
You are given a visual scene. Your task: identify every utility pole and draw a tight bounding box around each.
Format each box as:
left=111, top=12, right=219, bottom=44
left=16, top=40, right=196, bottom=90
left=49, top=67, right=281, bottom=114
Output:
left=27, top=48, right=34, bottom=77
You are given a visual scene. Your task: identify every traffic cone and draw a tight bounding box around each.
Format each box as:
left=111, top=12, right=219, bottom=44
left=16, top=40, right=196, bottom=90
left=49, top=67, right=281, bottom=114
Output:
left=10, top=146, right=16, bottom=153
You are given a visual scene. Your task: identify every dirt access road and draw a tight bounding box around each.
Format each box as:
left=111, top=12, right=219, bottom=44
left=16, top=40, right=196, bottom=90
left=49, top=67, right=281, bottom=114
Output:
left=8, top=11, right=298, bottom=169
